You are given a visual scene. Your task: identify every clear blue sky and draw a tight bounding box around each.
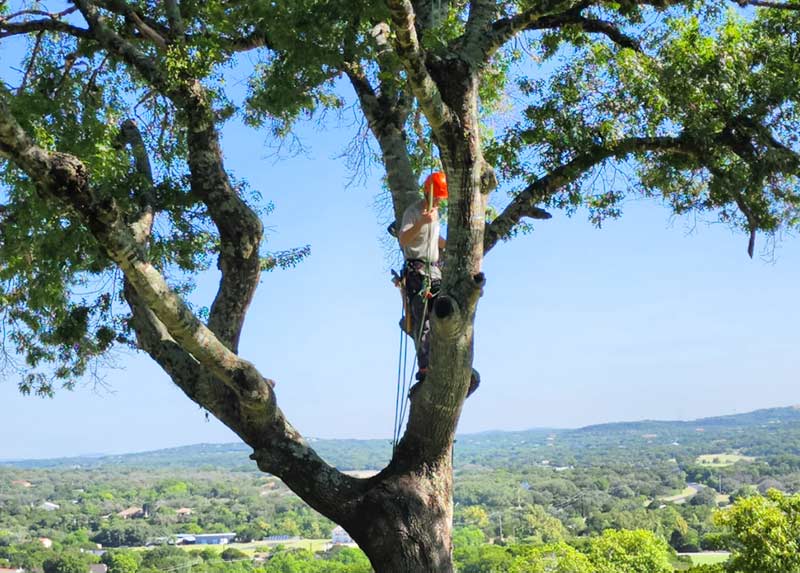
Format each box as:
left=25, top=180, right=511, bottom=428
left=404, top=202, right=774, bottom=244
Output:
left=1, top=35, right=799, bottom=461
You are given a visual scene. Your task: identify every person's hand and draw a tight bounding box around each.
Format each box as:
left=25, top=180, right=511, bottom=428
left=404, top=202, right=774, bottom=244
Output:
left=420, top=207, right=437, bottom=224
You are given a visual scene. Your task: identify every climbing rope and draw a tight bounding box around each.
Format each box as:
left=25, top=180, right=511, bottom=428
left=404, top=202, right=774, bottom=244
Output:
left=392, top=310, right=411, bottom=449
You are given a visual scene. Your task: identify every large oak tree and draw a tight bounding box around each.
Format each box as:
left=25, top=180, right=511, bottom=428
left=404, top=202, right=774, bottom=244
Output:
left=1, top=0, right=799, bottom=571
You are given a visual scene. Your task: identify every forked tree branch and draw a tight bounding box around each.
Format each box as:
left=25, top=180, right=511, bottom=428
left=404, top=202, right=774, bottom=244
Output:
left=484, top=136, right=695, bottom=252
left=468, top=0, right=580, bottom=62
left=464, top=1, right=643, bottom=64
left=72, top=0, right=168, bottom=89
left=110, top=113, right=364, bottom=519
left=71, top=0, right=265, bottom=351
left=181, top=80, right=265, bottom=351
left=461, top=0, right=499, bottom=59
left=344, top=54, right=419, bottom=224
left=0, top=96, right=270, bottom=410
left=93, top=0, right=171, bottom=46
left=0, top=18, right=90, bottom=39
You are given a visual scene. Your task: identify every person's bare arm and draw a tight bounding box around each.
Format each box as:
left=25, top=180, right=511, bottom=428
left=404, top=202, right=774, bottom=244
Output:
left=399, top=207, right=436, bottom=248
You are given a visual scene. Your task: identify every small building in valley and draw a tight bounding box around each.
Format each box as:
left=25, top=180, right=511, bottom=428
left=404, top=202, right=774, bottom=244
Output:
left=117, top=507, right=144, bottom=520
left=175, top=533, right=236, bottom=545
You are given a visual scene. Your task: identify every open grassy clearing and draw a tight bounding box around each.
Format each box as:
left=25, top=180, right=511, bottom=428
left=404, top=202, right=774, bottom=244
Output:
left=136, top=539, right=332, bottom=555
left=682, top=552, right=731, bottom=565
left=696, top=453, right=755, bottom=467
left=659, top=486, right=698, bottom=503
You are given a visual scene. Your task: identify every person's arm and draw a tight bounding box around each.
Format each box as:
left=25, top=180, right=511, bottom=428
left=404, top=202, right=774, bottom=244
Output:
left=438, top=236, right=446, bottom=250
left=399, top=207, right=436, bottom=248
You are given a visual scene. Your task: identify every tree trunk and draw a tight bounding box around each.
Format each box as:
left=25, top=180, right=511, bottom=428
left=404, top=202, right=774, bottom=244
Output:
left=346, top=452, right=455, bottom=572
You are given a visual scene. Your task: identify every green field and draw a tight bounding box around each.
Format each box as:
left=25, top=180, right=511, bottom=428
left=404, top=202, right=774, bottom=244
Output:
left=659, top=486, right=698, bottom=503
left=696, top=453, right=755, bottom=467
left=684, top=552, right=731, bottom=565
left=170, top=539, right=331, bottom=555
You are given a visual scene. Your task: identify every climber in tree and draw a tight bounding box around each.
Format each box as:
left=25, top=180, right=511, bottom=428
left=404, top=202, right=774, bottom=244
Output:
left=399, top=172, right=479, bottom=398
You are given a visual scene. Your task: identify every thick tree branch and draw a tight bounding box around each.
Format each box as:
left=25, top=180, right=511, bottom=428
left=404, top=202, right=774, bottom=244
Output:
left=125, top=283, right=365, bottom=522
left=345, top=59, right=419, bottom=224
left=0, top=18, right=90, bottom=39
left=163, top=0, right=185, bottom=39
left=466, top=3, right=643, bottom=64
left=180, top=81, right=264, bottom=351
left=484, top=136, right=692, bottom=252
left=553, top=14, right=642, bottom=51
left=116, top=119, right=154, bottom=243
left=93, top=0, right=171, bottom=47
left=72, top=0, right=168, bottom=89
left=385, top=0, right=452, bottom=132
left=469, top=0, right=581, bottom=62
left=461, top=0, right=499, bottom=60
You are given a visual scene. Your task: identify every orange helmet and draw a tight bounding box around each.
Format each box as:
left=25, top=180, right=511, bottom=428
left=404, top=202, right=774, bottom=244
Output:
left=424, top=171, right=448, bottom=199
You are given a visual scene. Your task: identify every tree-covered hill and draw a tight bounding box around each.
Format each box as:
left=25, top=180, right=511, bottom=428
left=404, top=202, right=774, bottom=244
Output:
left=6, top=405, right=800, bottom=471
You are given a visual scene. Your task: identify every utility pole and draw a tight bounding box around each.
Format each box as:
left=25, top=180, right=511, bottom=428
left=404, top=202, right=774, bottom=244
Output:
left=498, top=513, right=504, bottom=544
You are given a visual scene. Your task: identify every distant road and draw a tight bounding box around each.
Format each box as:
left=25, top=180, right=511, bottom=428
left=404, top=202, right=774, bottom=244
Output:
left=659, top=482, right=703, bottom=504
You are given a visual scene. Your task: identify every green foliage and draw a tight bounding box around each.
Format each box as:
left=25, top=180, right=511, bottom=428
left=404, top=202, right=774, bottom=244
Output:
left=508, top=543, right=593, bottom=573
left=715, top=489, right=800, bottom=573
left=0, top=32, right=221, bottom=393
left=103, top=550, right=141, bottom=573
left=685, top=566, right=725, bottom=573
left=243, top=0, right=382, bottom=134
left=586, top=529, right=673, bottom=573
left=492, top=6, right=800, bottom=240
left=43, top=552, right=92, bottom=573
left=221, top=547, right=248, bottom=561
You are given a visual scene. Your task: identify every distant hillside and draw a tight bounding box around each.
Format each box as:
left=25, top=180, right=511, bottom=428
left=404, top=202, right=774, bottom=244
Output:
left=579, top=405, right=800, bottom=432
left=6, top=405, right=800, bottom=471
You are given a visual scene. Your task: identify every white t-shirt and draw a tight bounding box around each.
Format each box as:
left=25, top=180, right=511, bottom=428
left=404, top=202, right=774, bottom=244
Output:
left=401, top=200, right=441, bottom=279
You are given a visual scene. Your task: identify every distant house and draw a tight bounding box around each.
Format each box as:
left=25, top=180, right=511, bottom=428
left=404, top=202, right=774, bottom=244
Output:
left=175, top=533, right=236, bottom=545
left=116, top=507, right=144, bottom=519
left=38, top=537, right=53, bottom=548
left=331, top=526, right=354, bottom=545
left=88, top=565, right=108, bottom=573
left=40, top=501, right=60, bottom=511
left=175, top=507, right=193, bottom=519
left=11, top=480, right=32, bottom=488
